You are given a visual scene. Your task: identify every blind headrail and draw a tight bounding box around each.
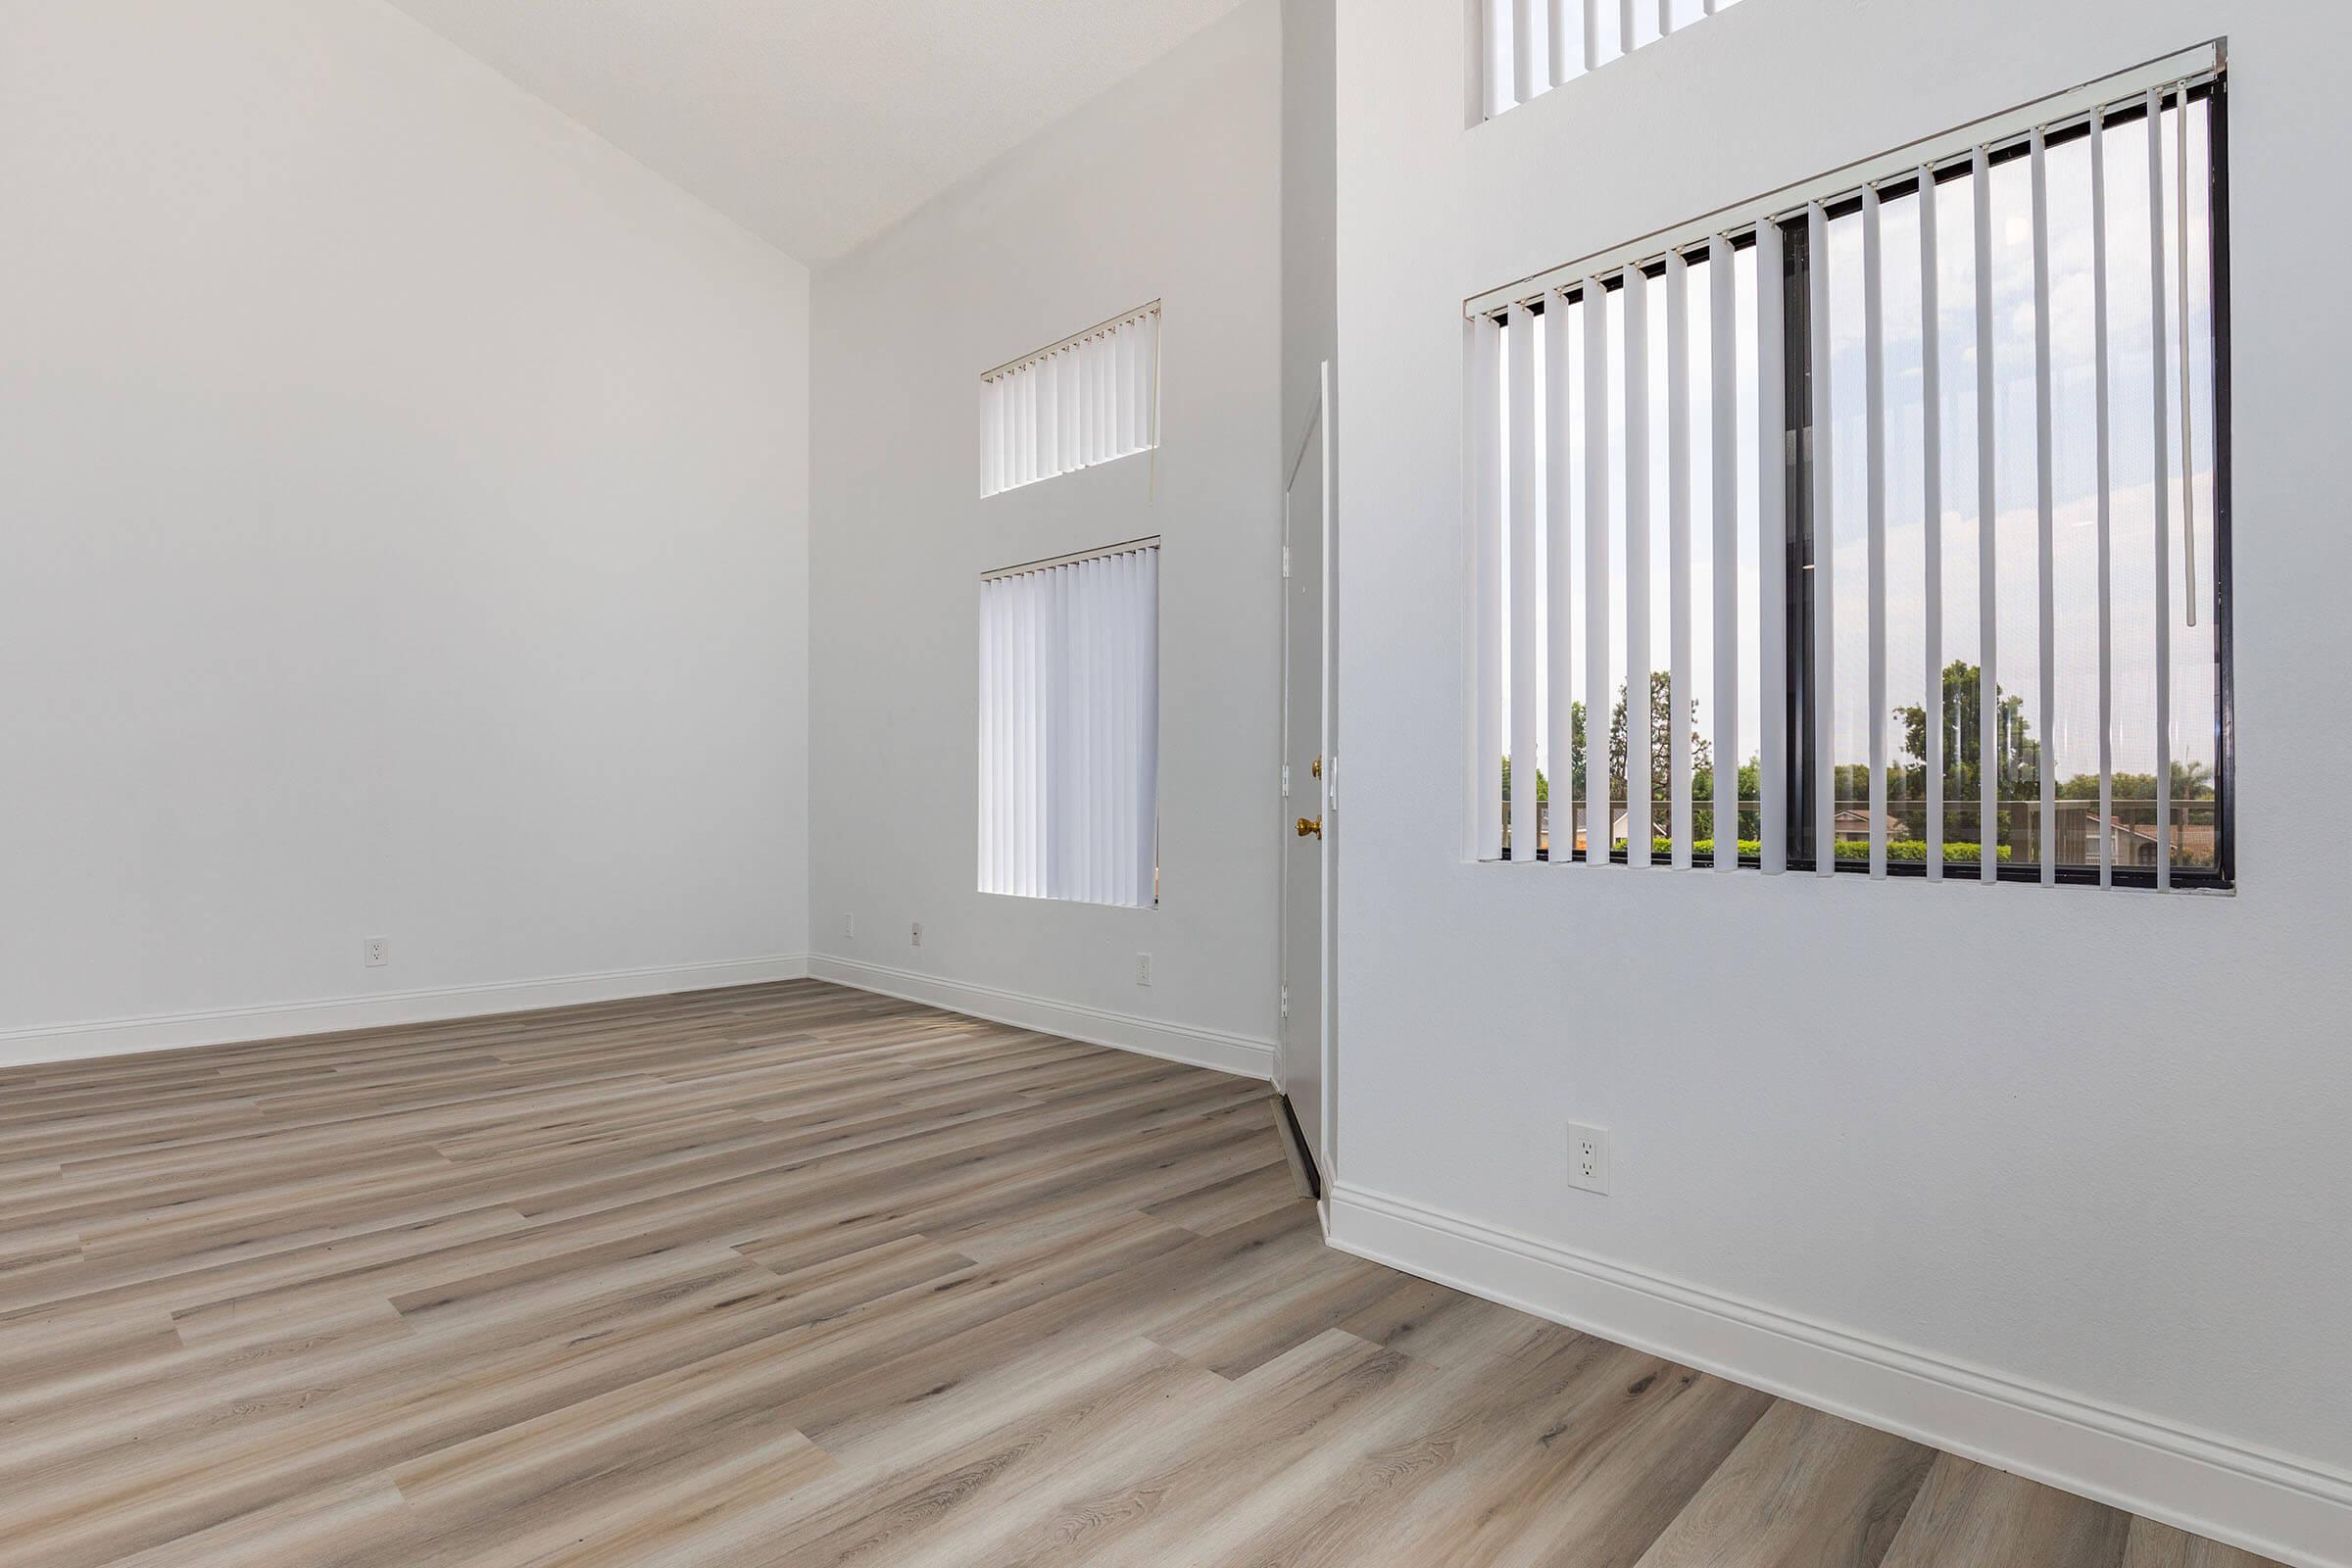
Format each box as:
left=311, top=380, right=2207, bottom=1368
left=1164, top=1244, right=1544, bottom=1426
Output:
left=983, top=536, right=1161, bottom=582
left=1463, top=41, right=2221, bottom=319
left=983, top=300, right=1163, bottom=383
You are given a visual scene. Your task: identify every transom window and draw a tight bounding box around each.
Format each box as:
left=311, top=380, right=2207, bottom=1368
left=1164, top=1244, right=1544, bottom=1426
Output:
left=980, top=305, right=1161, bottom=498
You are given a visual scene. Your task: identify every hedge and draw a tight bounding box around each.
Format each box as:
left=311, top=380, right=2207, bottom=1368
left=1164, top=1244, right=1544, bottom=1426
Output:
left=1608, top=838, right=2013, bottom=862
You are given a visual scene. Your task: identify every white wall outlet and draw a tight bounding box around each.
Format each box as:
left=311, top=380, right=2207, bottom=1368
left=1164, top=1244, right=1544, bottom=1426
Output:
left=844, top=912, right=856, bottom=941
left=910, top=921, right=922, bottom=948
left=1567, top=1123, right=1610, bottom=1195
left=1136, top=953, right=1152, bottom=987
left=363, top=936, right=389, bottom=969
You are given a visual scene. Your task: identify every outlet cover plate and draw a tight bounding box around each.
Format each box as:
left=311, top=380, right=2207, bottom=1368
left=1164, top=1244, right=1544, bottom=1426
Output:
left=1567, top=1123, right=1609, bottom=1195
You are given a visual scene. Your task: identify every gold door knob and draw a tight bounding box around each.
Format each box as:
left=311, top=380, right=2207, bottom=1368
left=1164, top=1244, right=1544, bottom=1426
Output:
left=1296, top=816, right=1322, bottom=838
left=1310, top=757, right=1322, bottom=779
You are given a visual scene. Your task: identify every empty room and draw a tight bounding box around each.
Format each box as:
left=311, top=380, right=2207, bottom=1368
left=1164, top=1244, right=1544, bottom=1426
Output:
left=2, top=0, right=2344, bottom=1564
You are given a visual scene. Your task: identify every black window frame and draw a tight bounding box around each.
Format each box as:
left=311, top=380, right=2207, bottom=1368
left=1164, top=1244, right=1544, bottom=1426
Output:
left=1494, top=76, right=2232, bottom=886
left=1774, top=78, right=2233, bottom=890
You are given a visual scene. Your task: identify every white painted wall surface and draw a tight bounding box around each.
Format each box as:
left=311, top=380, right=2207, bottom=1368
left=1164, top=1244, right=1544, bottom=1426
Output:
left=1333, top=1, right=2352, bottom=1561
left=0, top=0, right=811, bottom=1060
left=1284, top=0, right=1337, bottom=453
left=808, top=0, right=1283, bottom=1077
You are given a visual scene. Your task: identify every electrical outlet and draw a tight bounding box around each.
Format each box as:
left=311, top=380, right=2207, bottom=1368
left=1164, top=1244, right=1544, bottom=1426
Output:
left=1567, top=1123, right=1610, bottom=1195
left=1135, top=953, right=1152, bottom=987
left=910, top=921, right=922, bottom=948
left=363, top=936, right=389, bottom=969
left=844, top=913, right=856, bottom=941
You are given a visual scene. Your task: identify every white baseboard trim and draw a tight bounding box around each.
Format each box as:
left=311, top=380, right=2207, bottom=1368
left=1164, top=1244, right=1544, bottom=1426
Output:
left=1327, top=1182, right=2351, bottom=1568
left=0, top=956, right=812, bottom=1069
left=808, top=953, right=1276, bottom=1082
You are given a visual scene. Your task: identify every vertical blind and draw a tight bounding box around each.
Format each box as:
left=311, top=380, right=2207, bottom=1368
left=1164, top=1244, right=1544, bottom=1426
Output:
left=1469, top=58, right=2227, bottom=890
left=981, top=305, right=1161, bottom=498
left=1481, top=0, right=1747, bottom=120
left=978, top=542, right=1161, bottom=907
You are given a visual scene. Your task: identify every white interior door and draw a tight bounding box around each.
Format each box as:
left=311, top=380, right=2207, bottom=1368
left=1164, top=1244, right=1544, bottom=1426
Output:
left=1279, top=363, right=1333, bottom=1187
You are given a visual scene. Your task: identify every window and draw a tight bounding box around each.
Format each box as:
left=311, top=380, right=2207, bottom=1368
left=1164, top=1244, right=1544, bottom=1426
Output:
left=1480, top=0, right=1750, bottom=121
left=981, top=304, right=1161, bottom=497
left=978, top=540, right=1161, bottom=906
left=1468, top=53, right=2230, bottom=890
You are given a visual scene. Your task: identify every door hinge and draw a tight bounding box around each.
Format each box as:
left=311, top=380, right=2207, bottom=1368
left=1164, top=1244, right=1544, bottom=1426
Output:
left=1281, top=762, right=1291, bottom=798
left=1325, top=755, right=1337, bottom=811
left=1279, top=983, right=1290, bottom=1019
left=1282, top=545, right=1293, bottom=578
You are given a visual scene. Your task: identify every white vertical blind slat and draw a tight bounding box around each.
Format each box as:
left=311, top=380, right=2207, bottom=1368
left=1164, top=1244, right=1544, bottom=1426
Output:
left=1103, top=556, right=1124, bottom=905
left=1807, top=202, right=1835, bottom=878
left=1045, top=354, right=1062, bottom=477
left=2091, top=110, right=2114, bottom=889
left=1133, top=315, right=1153, bottom=452
left=1583, top=279, right=1611, bottom=862
left=1973, top=146, right=1999, bottom=886
left=1025, top=364, right=1040, bottom=487
left=1546, top=0, right=1570, bottom=88
left=1667, top=251, right=1693, bottom=869
left=1513, top=0, right=1538, bottom=105
left=1109, top=322, right=1125, bottom=460
left=978, top=580, right=995, bottom=885
left=1756, top=220, right=1788, bottom=875
left=1709, top=235, right=1739, bottom=871
left=2031, top=128, right=2058, bottom=888
left=1618, top=0, right=1635, bottom=62
left=1003, top=374, right=1017, bottom=493
left=1145, top=312, right=1161, bottom=450
left=1545, top=290, right=1576, bottom=864
left=1508, top=306, right=1541, bottom=859
left=1484, top=0, right=1507, bottom=118
left=1474, top=314, right=1506, bottom=860
left=2148, top=88, right=2173, bottom=891
left=1137, top=549, right=1161, bottom=901
left=981, top=380, right=997, bottom=497
left=1581, top=0, right=1598, bottom=75
left=1864, top=184, right=1888, bottom=880
left=1921, top=165, right=1945, bottom=879
left=1624, top=264, right=1652, bottom=866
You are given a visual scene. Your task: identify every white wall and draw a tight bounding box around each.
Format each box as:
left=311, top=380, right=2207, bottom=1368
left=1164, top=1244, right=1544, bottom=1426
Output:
left=1284, top=0, right=1337, bottom=451
left=1332, top=2, right=2352, bottom=1563
left=0, top=0, right=811, bottom=1061
left=807, top=0, right=1283, bottom=1077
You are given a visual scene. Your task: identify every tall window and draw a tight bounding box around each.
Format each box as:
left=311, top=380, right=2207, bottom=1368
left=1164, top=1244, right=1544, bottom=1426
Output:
left=1469, top=61, right=2230, bottom=890
left=978, top=541, right=1161, bottom=906
left=1480, top=0, right=1750, bottom=121
left=981, top=305, right=1161, bottom=498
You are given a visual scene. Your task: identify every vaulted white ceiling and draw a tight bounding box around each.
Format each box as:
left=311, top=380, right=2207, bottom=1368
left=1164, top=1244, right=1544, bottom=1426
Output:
left=382, top=0, right=1251, bottom=266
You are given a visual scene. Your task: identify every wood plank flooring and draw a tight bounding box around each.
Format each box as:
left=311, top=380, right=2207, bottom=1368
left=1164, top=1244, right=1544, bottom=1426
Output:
left=0, top=980, right=2282, bottom=1566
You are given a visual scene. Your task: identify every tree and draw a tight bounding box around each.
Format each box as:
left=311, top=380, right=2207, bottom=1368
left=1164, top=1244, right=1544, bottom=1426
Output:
left=1895, top=661, right=2041, bottom=801
left=1598, top=671, right=1710, bottom=800
left=2057, top=760, right=2217, bottom=802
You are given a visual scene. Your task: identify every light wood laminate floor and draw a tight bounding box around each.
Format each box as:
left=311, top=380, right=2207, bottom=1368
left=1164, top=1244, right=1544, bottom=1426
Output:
left=0, top=980, right=2280, bottom=1567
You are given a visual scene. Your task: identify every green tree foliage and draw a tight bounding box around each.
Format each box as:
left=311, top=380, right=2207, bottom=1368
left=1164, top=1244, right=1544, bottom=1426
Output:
left=2054, top=760, right=2216, bottom=801
left=1894, top=661, right=2041, bottom=800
